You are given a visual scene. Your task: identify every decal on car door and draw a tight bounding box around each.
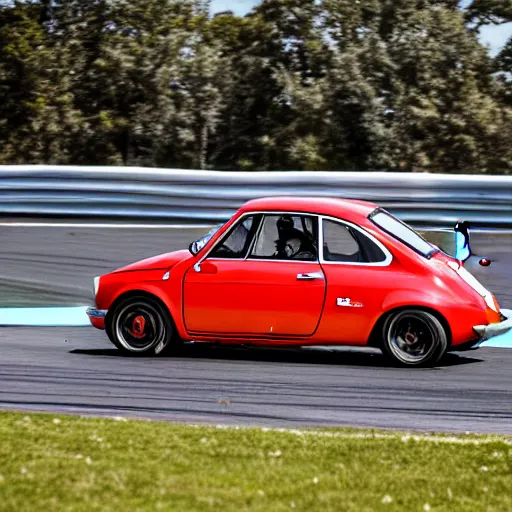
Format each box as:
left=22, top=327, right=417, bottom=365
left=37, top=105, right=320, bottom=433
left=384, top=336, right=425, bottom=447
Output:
left=337, top=298, right=363, bottom=308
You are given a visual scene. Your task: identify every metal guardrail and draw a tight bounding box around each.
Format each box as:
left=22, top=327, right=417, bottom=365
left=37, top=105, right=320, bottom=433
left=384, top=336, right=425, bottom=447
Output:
left=1, top=165, right=512, bottom=227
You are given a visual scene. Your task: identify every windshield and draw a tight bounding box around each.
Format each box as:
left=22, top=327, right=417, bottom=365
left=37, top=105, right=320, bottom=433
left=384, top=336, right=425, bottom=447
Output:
left=192, top=224, right=223, bottom=253
left=370, top=210, right=436, bottom=258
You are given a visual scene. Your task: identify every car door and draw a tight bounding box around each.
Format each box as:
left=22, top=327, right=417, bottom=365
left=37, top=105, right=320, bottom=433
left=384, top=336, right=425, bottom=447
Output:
left=183, top=213, right=326, bottom=337
left=317, top=216, right=394, bottom=344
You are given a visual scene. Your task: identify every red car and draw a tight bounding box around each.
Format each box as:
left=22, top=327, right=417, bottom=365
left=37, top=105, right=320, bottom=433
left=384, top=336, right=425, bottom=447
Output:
left=87, top=197, right=512, bottom=366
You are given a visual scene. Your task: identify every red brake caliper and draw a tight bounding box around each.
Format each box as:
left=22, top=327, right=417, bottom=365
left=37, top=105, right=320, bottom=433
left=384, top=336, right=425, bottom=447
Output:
left=131, top=315, right=147, bottom=339
left=405, top=331, right=418, bottom=344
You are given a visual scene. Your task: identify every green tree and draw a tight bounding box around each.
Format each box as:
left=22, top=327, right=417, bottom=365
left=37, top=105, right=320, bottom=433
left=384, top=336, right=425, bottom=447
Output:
left=465, top=0, right=512, bottom=27
left=1, top=0, right=512, bottom=173
left=0, top=1, right=54, bottom=162
left=385, top=1, right=512, bottom=173
left=210, top=0, right=331, bottom=171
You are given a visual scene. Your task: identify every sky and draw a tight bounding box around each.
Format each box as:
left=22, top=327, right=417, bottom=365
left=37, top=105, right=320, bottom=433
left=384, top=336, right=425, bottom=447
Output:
left=210, top=0, right=512, bottom=56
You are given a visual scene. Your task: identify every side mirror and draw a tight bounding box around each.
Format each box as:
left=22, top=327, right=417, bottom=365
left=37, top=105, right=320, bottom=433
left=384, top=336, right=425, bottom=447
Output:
left=189, top=241, right=199, bottom=256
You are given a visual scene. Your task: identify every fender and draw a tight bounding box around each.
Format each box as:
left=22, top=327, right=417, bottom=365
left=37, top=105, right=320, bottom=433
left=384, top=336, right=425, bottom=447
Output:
left=381, top=289, right=449, bottom=313
left=107, top=281, right=192, bottom=341
left=380, top=289, right=492, bottom=346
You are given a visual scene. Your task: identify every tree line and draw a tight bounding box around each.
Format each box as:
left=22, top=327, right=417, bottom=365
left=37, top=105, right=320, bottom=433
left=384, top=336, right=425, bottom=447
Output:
left=1, top=0, right=512, bottom=173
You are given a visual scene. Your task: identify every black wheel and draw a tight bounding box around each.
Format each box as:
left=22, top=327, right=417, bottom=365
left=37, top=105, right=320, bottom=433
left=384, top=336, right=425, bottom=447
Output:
left=381, top=309, right=448, bottom=367
left=107, top=295, right=179, bottom=356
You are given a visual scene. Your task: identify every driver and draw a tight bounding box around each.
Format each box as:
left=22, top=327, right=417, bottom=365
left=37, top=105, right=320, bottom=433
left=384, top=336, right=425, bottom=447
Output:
left=274, top=215, right=315, bottom=259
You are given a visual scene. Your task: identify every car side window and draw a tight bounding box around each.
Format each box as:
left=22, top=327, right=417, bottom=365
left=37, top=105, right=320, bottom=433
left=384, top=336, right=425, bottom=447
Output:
left=322, top=219, right=387, bottom=263
left=209, top=215, right=258, bottom=259
left=249, top=214, right=318, bottom=261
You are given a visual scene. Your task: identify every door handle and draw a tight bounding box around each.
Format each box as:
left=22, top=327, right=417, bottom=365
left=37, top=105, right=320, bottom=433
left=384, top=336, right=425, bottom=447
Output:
left=297, top=272, right=324, bottom=281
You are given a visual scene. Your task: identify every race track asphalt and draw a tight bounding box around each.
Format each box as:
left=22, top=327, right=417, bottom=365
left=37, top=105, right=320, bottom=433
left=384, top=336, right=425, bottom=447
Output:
left=1, top=223, right=512, bottom=433
left=1, top=327, right=511, bottom=434
left=0, top=223, right=207, bottom=306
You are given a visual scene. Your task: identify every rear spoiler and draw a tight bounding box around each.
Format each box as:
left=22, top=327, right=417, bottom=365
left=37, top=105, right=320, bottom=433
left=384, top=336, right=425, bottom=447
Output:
left=454, top=221, right=491, bottom=267
left=454, top=221, right=471, bottom=262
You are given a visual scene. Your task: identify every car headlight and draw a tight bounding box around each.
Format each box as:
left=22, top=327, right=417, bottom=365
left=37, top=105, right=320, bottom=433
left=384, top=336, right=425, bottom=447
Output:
left=447, top=262, right=498, bottom=312
left=93, top=276, right=101, bottom=296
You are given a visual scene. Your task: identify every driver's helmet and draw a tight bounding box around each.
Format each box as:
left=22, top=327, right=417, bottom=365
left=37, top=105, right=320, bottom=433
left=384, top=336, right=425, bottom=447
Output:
left=276, top=215, right=294, bottom=233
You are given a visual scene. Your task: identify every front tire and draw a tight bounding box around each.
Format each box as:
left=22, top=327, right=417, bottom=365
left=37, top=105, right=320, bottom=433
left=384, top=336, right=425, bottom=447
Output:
left=381, top=309, right=448, bottom=367
left=107, top=295, right=178, bottom=356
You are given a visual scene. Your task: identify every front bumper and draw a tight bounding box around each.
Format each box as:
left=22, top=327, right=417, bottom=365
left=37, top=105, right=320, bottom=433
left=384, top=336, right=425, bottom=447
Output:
left=473, top=311, right=512, bottom=342
left=86, top=307, right=108, bottom=330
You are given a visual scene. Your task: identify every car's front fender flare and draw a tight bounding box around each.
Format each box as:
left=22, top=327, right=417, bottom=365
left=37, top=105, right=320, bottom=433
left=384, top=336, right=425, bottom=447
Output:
left=104, top=283, right=190, bottom=341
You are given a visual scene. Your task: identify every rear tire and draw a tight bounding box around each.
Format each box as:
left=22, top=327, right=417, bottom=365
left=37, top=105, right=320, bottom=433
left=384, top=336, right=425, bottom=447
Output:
left=106, top=295, right=180, bottom=356
left=381, top=309, right=448, bottom=367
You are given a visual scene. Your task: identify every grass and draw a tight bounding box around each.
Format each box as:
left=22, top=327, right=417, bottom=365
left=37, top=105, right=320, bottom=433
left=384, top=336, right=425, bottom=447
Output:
left=0, top=412, right=511, bottom=511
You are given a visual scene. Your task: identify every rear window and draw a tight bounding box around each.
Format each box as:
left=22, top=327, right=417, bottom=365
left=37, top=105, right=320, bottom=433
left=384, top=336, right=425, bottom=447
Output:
left=322, top=219, right=387, bottom=263
left=370, top=210, right=436, bottom=258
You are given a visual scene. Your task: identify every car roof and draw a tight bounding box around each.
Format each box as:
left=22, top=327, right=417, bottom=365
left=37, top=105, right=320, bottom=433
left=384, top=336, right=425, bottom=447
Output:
left=240, top=196, right=378, bottom=222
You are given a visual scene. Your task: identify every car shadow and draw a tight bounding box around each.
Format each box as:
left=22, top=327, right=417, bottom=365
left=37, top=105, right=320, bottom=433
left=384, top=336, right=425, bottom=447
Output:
left=70, top=344, right=483, bottom=369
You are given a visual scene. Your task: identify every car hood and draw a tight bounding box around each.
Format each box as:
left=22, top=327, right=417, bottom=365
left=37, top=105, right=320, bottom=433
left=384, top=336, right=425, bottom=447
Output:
left=113, top=249, right=191, bottom=273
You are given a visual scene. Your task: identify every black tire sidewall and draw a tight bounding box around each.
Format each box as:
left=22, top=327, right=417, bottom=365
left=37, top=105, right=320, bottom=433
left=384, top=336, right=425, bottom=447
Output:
left=107, top=296, right=176, bottom=356
left=381, top=310, right=448, bottom=367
